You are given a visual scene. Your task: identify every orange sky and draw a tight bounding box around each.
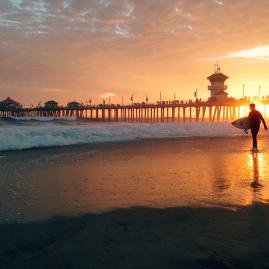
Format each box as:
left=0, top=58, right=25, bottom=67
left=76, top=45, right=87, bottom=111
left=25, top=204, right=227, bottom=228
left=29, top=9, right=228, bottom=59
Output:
left=1, top=0, right=269, bottom=106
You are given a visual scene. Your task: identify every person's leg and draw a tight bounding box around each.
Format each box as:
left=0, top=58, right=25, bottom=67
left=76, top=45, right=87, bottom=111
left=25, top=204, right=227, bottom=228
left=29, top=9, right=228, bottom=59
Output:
left=251, top=128, right=259, bottom=149
left=253, top=132, right=257, bottom=149
left=251, top=129, right=256, bottom=149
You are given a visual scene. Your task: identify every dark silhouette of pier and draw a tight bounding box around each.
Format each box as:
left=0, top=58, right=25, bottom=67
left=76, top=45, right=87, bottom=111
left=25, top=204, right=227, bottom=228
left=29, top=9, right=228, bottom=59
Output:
left=1, top=98, right=268, bottom=122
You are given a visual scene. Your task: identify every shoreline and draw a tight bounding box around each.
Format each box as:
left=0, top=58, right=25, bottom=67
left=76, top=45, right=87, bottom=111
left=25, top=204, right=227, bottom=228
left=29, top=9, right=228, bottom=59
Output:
left=0, top=134, right=255, bottom=155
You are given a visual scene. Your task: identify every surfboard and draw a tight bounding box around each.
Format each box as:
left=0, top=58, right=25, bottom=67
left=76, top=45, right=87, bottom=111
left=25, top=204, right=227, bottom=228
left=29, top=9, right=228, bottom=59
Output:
left=231, top=117, right=251, bottom=130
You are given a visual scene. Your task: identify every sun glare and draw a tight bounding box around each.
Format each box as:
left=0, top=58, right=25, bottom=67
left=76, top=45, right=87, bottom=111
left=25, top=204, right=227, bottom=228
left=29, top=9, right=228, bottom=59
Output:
left=238, top=104, right=269, bottom=118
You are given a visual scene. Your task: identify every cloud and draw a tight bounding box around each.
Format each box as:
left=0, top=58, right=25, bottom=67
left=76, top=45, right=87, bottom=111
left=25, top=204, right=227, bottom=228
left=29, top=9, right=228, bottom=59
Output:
left=213, top=0, right=223, bottom=5
left=1, top=0, right=269, bottom=102
left=114, top=24, right=130, bottom=38
left=101, top=92, right=116, bottom=98
left=221, top=46, right=269, bottom=61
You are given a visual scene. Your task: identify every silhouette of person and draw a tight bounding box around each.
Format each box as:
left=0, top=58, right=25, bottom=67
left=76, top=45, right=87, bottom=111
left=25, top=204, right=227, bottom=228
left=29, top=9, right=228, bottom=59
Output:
left=248, top=103, right=268, bottom=151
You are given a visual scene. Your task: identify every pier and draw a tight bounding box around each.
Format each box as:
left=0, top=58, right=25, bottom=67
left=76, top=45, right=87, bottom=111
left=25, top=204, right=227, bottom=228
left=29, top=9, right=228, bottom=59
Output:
left=1, top=99, right=268, bottom=122
left=1, top=66, right=268, bottom=122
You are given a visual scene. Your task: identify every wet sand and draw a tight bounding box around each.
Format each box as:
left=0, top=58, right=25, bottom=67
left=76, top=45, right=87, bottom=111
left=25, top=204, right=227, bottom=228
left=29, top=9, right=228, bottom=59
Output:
left=1, top=136, right=269, bottom=222
left=1, top=136, right=269, bottom=268
left=1, top=205, right=269, bottom=269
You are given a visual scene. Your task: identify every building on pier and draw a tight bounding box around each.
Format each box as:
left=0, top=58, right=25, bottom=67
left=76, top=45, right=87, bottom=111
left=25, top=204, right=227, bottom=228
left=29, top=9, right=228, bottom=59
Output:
left=207, top=65, right=229, bottom=102
left=44, top=100, right=58, bottom=109
left=0, top=97, right=21, bottom=109
left=67, top=101, right=81, bottom=109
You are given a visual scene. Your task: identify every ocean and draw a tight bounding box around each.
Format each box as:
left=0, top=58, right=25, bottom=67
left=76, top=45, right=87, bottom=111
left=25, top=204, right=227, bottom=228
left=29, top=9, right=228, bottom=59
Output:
left=1, top=117, right=269, bottom=269
left=1, top=116, right=268, bottom=223
left=0, top=117, right=261, bottom=151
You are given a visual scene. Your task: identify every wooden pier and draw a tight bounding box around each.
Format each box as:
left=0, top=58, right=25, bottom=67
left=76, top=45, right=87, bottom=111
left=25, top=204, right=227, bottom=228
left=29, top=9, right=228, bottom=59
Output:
left=1, top=100, right=268, bottom=122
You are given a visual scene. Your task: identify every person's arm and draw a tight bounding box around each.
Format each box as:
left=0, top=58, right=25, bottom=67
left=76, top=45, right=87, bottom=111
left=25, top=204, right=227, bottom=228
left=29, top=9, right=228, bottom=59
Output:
left=260, top=113, right=268, bottom=129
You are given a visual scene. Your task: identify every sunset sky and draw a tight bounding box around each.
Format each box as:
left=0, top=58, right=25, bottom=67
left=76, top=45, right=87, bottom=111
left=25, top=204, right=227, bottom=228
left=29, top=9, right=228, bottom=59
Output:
left=1, top=0, right=269, bottom=105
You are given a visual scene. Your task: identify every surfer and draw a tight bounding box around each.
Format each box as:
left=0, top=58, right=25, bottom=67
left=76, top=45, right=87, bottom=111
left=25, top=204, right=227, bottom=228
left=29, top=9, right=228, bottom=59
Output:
left=248, top=103, right=268, bottom=151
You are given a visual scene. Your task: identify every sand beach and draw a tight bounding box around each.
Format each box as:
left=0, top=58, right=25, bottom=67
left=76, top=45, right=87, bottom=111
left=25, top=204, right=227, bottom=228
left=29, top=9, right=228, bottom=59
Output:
left=0, top=136, right=269, bottom=268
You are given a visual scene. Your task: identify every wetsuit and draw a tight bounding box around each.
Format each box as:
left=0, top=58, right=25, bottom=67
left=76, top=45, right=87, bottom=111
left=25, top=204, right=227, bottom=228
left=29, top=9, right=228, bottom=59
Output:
left=248, top=110, right=267, bottom=149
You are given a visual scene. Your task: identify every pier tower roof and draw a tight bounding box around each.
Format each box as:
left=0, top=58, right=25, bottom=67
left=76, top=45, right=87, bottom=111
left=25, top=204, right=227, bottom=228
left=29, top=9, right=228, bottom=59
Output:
left=207, top=65, right=229, bottom=82
left=207, top=72, right=229, bottom=82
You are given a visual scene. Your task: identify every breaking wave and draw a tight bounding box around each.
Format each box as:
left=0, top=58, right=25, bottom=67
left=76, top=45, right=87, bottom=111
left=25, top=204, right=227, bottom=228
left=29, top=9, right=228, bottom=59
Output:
left=0, top=121, right=261, bottom=151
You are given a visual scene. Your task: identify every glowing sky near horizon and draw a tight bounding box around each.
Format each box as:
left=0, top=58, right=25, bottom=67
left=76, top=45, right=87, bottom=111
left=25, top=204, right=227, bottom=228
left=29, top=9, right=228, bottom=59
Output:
left=1, top=0, right=269, bottom=105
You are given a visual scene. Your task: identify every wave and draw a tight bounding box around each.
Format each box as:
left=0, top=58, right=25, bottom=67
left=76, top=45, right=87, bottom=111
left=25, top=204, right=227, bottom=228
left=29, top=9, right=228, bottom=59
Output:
left=4, top=116, right=78, bottom=122
left=0, top=122, right=259, bottom=151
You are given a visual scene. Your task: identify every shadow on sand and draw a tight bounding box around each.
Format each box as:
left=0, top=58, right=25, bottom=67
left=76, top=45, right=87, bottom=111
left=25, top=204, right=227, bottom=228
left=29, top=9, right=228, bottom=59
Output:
left=1, top=203, right=269, bottom=269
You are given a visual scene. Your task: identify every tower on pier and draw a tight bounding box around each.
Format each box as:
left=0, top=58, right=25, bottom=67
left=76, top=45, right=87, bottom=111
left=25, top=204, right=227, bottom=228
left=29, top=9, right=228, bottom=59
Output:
left=207, top=65, right=229, bottom=102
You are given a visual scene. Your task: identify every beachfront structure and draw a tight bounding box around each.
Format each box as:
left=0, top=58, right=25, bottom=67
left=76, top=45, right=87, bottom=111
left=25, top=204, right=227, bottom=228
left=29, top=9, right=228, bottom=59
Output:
left=207, top=65, right=229, bottom=102
left=0, top=96, right=263, bottom=122
left=67, top=101, right=81, bottom=109
left=0, top=97, right=21, bottom=109
left=44, top=100, right=58, bottom=109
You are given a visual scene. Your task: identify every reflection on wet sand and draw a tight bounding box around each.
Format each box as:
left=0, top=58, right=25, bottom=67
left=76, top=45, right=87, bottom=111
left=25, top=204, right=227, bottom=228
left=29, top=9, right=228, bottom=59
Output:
left=248, top=151, right=265, bottom=206
left=1, top=137, right=269, bottom=223
left=250, top=152, right=263, bottom=190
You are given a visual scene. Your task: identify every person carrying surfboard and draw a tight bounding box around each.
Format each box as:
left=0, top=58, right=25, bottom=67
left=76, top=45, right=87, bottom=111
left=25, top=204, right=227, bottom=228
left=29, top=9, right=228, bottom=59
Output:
left=248, top=103, right=268, bottom=151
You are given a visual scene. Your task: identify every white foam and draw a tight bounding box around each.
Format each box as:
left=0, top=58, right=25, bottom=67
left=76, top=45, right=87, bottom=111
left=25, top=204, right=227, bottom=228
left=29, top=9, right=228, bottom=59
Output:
left=7, top=116, right=78, bottom=121
left=0, top=122, right=263, bottom=151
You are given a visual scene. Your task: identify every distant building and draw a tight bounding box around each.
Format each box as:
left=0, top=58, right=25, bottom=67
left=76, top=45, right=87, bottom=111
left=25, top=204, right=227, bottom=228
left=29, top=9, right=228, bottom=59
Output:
left=67, top=101, right=81, bottom=109
left=0, top=97, right=21, bottom=109
left=207, top=65, right=229, bottom=102
left=44, top=100, right=58, bottom=109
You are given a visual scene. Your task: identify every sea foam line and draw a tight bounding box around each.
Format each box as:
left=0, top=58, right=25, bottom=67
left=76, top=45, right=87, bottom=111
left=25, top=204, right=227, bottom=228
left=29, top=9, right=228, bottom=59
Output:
left=6, top=116, right=78, bottom=122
